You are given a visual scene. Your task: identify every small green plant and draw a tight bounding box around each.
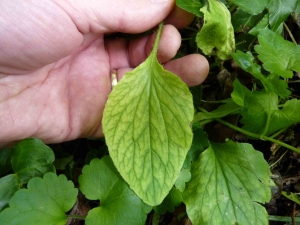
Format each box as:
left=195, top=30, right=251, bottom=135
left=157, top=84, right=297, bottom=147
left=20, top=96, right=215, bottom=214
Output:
left=1, top=0, right=300, bottom=224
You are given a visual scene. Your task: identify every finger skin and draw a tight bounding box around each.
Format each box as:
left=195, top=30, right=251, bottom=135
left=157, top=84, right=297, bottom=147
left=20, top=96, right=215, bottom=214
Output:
left=105, top=24, right=181, bottom=69
left=0, top=0, right=208, bottom=146
left=164, top=5, right=195, bottom=29
left=53, top=0, right=175, bottom=33
left=164, top=54, right=209, bottom=86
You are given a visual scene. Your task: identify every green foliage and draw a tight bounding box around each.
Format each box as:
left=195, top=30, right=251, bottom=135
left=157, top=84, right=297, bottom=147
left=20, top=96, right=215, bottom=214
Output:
left=267, top=0, right=298, bottom=31
left=79, top=157, right=151, bottom=225
left=241, top=92, right=300, bottom=136
left=102, top=24, right=194, bottom=206
left=231, top=9, right=264, bottom=32
left=229, top=0, right=268, bottom=15
left=0, top=173, right=77, bottom=225
left=153, top=188, right=183, bottom=215
left=176, top=0, right=203, bottom=17
left=0, top=149, right=12, bottom=176
left=0, top=175, right=20, bottom=212
left=232, top=50, right=291, bottom=98
left=183, top=141, right=271, bottom=225
left=0, top=138, right=56, bottom=212
left=282, top=191, right=300, bottom=205
left=193, top=99, right=240, bottom=122
left=11, top=138, right=55, bottom=182
left=196, top=0, right=235, bottom=60
left=1, top=0, right=300, bottom=224
left=231, top=79, right=250, bottom=106
left=255, top=29, right=300, bottom=78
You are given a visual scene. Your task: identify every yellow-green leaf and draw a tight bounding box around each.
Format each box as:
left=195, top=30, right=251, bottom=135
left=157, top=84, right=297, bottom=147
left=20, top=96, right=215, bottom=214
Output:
left=102, top=24, right=194, bottom=206
left=196, top=0, right=235, bottom=60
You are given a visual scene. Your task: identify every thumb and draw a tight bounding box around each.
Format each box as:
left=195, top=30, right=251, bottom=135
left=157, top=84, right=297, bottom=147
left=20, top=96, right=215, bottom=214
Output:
left=55, top=0, right=175, bottom=34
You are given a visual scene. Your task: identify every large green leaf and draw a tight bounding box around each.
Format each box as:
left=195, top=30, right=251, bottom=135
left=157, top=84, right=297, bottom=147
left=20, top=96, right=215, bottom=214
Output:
left=79, top=157, right=151, bottom=225
left=267, top=0, right=298, bottom=31
left=230, top=0, right=268, bottom=15
left=11, top=138, right=55, bottom=182
left=183, top=141, right=272, bottom=225
left=254, top=29, right=300, bottom=78
left=0, top=175, right=20, bottom=212
left=196, top=0, right=235, bottom=60
left=240, top=90, right=300, bottom=136
left=0, top=173, right=77, bottom=225
left=176, top=0, right=203, bottom=17
left=102, top=24, right=194, bottom=206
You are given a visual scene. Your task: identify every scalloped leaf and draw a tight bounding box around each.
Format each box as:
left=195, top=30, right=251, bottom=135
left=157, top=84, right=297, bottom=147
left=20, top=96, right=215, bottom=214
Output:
left=11, top=138, right=55, bottom=182
left=79, top=157, right=151, bottom=225
left=0, top=173, right=77, bottom=225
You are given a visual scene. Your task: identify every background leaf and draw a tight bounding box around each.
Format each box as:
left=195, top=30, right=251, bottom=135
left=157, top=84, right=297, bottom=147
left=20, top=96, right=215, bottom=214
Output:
left=0, top=149, right=12, bottom=176
left=11, top=138, right=55, bottom=182
left=183, top=141, right=271, bottom=225
left=196, top=0, right=235, bottom=60
left=232, top=50, right=291, bottom=98
left=231, top=79, right=251, bottom=106
left=249, top=13, right=269, bottom=36
left=293, top=1, right=300, bottom=26
left=175, top=168, right=191, bottom=192
left=193, top=99, right=240, bottom=122
left=102, top=25, right=194, bottom=206
left=0, top=175, right=20, bottom=212
left=187, top=128, right=209, bottom=163
left=176, top=0, right=204, bottom=17
left=254, top=29, right=300, bottom=78
left=232, top=9, right=264, bottom=32
left=79, top=157, right=151, bottom=225
left=153, top=188, right=183, bottom=215
left=282, top=191, right=300, bottom=205
left=230, top=0, right=268, bottom=15
left=267, top=0, right=298, bottom=31
left=240, top=91, right=300, bottom=136
left=0, top=173, right=77, bottom=225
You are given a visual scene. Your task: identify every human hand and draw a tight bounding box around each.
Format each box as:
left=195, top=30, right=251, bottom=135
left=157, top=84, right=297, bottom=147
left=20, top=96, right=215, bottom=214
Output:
left=0, top=0, right=209, bottom=147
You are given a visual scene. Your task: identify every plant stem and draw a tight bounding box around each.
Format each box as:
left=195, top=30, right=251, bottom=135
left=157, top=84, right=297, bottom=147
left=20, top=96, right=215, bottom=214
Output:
left=269, top=128, right=287, bottom=139
left=269, top=215, right=300, bottom=222
left=283, top=22, right=297, bottom=45
left=152, top=211, right=160, bottom=225
left=151, top=22, right=164, bottom=57
left=199, top=119, right=214, bottom=126
left=214, top=118, right=300, bottom=154
left=67, top=215, right=85, bottom=220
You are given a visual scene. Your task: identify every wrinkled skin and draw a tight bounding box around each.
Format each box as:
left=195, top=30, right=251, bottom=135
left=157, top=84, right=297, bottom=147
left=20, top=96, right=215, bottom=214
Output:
left=0, top=0, right=209, bottom=147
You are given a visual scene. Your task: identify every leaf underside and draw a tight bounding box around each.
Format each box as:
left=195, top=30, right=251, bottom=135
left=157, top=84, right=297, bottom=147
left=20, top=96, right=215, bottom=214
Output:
left=102, top=47, right=193, bottom=206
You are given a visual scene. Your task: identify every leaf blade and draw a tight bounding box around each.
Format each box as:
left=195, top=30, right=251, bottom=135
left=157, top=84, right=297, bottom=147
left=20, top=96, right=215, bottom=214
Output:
left=0, top=173, right=77, bottom=225
left=79, top=157, right=151, bottom=225
left=102, top=27, right=194, bottom=206
left=11, top=138, right=55, bottom=183
left=183, top=142, right=271, bottom=225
